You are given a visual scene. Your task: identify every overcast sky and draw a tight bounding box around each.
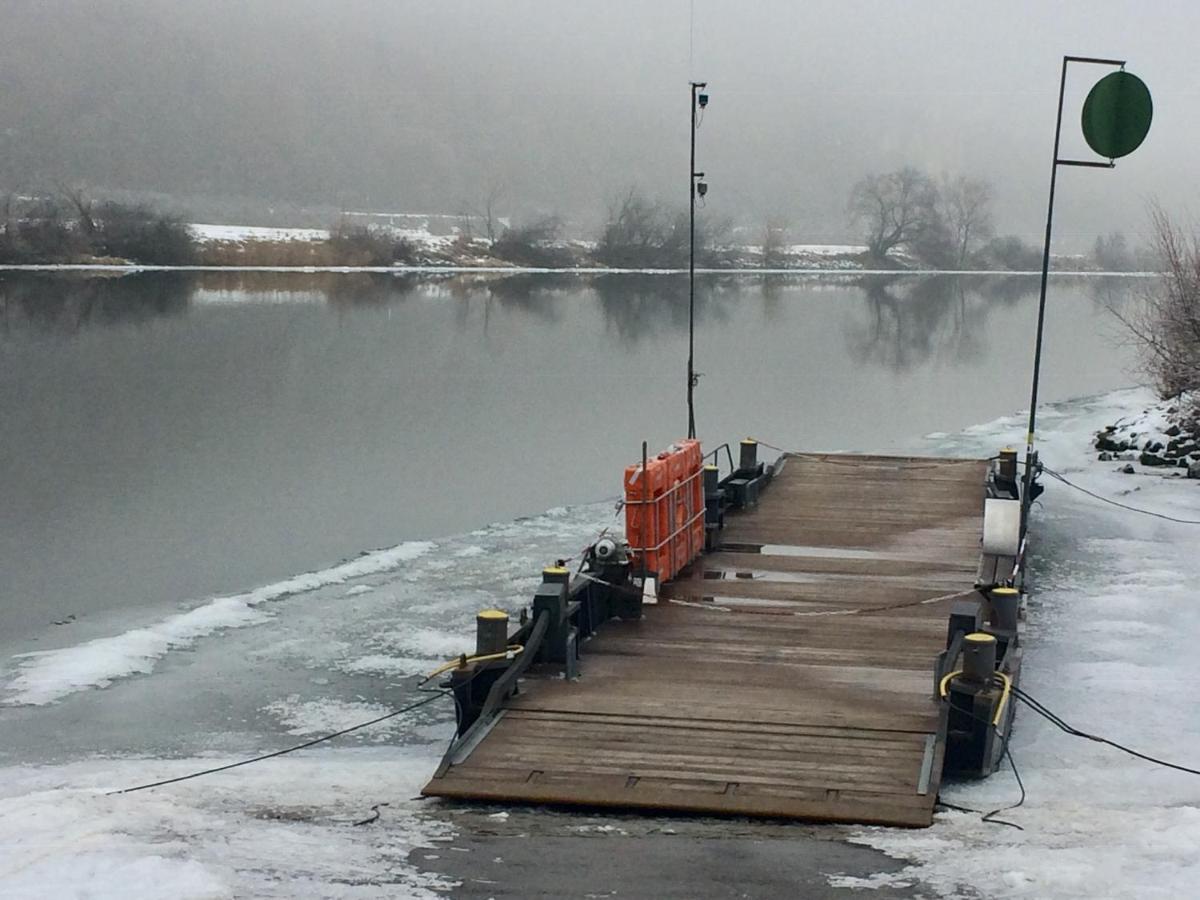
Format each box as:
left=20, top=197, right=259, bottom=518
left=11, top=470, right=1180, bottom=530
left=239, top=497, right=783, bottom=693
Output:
left=2, top=0, right=1196, bottom=247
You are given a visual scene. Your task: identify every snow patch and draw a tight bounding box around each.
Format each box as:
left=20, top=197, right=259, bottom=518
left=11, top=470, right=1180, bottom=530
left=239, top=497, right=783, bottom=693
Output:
left=189, top=224, right=328, bottom=243
left=0, top=751, right=456, bottom=899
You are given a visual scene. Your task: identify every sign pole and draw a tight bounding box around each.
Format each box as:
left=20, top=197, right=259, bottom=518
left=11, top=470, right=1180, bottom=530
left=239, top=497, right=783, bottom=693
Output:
left=1022, top=56, right=1151, bottom=531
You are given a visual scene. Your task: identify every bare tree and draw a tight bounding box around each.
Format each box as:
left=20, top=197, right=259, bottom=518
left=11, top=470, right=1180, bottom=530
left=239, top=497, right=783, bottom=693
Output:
left=1093, top=231, right=1135, bottom=272
left=454, top=203, right=475, bottom=242
left=596, top=188, right=669, bottom=266
left=62, top=184, right=97, bottom=236
left=939, top=175, right=993, bottom=267
left=1112, top=204, right=1200, bottom=399
left=848, top=167, right=939, bottom=260
left=479, top=182, right=505, bottom=243
left=491, top=214, right=570, bottom=266
left=761, top=216, right=789, bottom=268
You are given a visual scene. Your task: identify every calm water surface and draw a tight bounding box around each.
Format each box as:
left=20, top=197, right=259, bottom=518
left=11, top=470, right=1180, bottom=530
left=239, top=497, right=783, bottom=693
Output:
left=0, top=270, right=1138, bottom=647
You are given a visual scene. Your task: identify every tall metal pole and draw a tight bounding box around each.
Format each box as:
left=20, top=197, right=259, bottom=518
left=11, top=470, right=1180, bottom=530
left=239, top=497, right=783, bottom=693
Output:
left=687, top=82, right=698, bottom=440
left=1022, top=57, right=1069, bottom=522
left=1022, top=55, right=1124, bottom=528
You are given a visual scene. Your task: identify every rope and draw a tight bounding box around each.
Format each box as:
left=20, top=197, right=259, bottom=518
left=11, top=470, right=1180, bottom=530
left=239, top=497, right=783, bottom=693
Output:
left=110, top=690, right=449, bottom=795
left=421, top=645, right=524, bottom=684
left=667, top=588, right=968, bottom=618
left=748, top=438, right=972, bottom=469
left=752, top=435, right=1200, bottom=525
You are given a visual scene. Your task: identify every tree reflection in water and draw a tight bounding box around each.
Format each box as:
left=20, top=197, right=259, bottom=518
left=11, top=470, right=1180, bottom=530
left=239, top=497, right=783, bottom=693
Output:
left=591, top=273, right=738, bottom=346
left=0, top=272, right=192, bottom=335
left=845, top=274, right=1043, bottom=370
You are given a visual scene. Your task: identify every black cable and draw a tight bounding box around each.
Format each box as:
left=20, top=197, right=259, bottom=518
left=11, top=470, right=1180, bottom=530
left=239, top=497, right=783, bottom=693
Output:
left=1003, top=455, right=1200, bottom=525
left=1013, top=686, right=1200, bottom=777
left=937, top=675, right=1025, bottom=830
left=1042, top=467, right=1200, bottom=525
left=110, top=690, right=450, bottom=795
left=981, top=744, right=1026, bottom=830
left=934, top=797, right=980, bottom=814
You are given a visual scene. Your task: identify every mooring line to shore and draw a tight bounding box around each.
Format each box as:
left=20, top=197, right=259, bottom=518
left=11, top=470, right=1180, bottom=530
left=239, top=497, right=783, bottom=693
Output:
left=109, top=690, right=450, bottom=795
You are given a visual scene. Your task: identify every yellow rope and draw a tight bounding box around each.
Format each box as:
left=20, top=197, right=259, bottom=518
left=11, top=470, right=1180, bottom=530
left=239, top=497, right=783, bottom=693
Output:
left=939, top=669, right=1013, bottom=727
left=424, top=645, right=524, bottom=680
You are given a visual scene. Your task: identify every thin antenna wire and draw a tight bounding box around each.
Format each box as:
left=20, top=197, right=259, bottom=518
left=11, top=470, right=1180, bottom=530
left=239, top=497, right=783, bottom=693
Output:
left=689, top=0, right=694, bottom=77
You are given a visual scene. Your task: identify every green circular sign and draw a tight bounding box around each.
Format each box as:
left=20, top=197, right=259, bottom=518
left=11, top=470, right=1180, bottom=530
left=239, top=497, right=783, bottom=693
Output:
left=1081, top=70, right=1153, bottom=159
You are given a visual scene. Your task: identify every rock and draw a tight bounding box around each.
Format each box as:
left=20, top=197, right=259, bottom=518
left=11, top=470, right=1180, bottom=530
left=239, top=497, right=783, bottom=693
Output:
left=1121, top=463, right=1136, bottom=474
left=1095, top=435, right=1130, bottom=452
left=1098, top=451, right=1113, bottom=461
left=1116, top=451, right=1136, bottom=461
left=1165, top=423, right=1183, bottom=437
left=1190, top=460, right=1200, bottom=479
left=1140, top=452, right=1170, bottom=467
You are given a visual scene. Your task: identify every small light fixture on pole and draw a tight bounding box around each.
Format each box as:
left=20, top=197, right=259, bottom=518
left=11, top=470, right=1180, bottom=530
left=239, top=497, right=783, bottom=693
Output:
left=1022, top=56, right=1152, bottom=531
left=687, top=81, right=708, bottom=440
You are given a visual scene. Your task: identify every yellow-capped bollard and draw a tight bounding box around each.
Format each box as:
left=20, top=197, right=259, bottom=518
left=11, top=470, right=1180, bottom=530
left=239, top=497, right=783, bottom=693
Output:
left=989, top=587, right=1020, bottom=633
left=963, top=632, right=998, bottom=683
left=542, top=565, right=570, bottom=586
left=475, top=609, right=509, bottom=657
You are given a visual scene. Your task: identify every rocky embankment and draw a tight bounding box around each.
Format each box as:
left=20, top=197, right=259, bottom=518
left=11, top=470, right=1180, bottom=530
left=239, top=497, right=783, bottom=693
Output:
left=1095, top=393, right=1200, bottom=478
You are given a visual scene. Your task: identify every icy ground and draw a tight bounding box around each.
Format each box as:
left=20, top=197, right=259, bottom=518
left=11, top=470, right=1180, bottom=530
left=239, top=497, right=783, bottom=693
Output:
left=3, top=388, right=1199, bottom=897
left=848, top=387, right=1200, bottom=899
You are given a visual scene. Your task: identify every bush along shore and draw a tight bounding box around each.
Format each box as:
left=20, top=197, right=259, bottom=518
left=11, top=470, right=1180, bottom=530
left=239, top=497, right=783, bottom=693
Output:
left=2, top=190, right=1134, bottom=272
left=1095, top=393, right=1200, bottom=478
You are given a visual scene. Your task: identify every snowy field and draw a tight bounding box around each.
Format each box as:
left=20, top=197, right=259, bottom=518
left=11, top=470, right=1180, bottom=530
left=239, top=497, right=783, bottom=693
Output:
left=189, top=224, right=330, bottom=243
left=2, top=388, right=1199, bottom=897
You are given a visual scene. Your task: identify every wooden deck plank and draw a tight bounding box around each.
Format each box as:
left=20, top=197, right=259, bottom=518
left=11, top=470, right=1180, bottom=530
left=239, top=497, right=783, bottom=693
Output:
left=423, top=452, right=987, bottom=827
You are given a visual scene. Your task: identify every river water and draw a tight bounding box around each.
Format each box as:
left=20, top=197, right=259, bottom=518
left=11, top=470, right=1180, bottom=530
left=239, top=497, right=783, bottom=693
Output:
left=0, top=270, right=1138, bottom=651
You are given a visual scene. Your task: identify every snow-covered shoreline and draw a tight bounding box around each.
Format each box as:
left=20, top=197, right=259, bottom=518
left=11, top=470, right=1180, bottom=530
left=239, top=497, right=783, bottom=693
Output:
left=853, top=388, right=1200, bottom=898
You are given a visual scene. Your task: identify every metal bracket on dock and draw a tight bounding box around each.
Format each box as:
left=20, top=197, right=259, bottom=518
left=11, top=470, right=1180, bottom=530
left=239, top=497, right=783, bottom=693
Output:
left=704, top=439, right=777, bottom=537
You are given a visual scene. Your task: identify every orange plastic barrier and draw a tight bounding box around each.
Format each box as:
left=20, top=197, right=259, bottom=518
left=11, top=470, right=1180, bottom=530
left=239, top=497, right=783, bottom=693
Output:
left=623, top=440, right=704, bottom=583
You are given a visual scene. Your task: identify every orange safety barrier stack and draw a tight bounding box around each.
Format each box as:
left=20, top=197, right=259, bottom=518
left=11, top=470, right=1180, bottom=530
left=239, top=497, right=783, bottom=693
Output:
left=623, top=440, right=705, bottom=584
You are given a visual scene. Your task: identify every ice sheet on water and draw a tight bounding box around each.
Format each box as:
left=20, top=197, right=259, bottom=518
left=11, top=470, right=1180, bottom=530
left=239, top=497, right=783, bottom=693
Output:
left=2, top=496, right=618, bottom=708
left=2, top=541, right=434, bottom=706
left=0, top=499, right=621, bottom=895
left=261, top=696, right=396, bottom=738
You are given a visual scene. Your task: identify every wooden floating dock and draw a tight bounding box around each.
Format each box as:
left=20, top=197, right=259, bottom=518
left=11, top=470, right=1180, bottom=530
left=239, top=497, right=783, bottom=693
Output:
left=423, top=453, right=991, bottom=827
